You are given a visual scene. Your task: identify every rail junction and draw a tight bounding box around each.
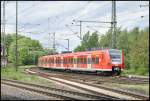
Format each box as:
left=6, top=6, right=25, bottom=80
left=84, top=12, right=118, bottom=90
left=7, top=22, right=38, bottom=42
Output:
left=22, top=67, right=149, bottom=100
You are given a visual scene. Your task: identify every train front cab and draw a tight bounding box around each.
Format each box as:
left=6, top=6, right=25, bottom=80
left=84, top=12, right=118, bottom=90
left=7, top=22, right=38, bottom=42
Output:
left=109, top=49, right=124, bottom=75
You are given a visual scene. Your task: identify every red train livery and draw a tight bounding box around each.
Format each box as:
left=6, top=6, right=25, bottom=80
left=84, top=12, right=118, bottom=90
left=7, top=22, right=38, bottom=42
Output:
left=38, top=49, right=125, bottom=75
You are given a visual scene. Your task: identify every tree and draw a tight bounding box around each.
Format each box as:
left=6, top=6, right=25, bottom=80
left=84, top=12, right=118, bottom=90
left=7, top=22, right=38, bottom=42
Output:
left=74, top=31, right=99, bottom=52
left=8, top=35, right=46, bottom=65
left=98, top=29, right=112, bottom=48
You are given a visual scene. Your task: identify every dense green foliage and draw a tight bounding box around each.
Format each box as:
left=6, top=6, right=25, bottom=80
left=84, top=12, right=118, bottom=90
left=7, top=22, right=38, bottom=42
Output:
left=6, top=34, right=52, bottom=65
left=74, top=27, right=149, bottom=75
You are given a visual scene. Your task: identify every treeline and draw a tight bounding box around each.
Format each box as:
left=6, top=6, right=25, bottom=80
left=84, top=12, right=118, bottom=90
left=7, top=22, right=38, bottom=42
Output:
left=74, top=27, right=149, bottom=75
left=5, top=34, right=52, bottom=65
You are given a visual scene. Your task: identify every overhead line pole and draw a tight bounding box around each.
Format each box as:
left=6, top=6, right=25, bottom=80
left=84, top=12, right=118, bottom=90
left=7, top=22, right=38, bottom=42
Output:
left=15, top=1, right=18, bottom=71
left=79, top=21, right=82, bottom=40
left=53, top=32, right=56, bottom=52
left=111, top=0, right=117, bottom=49
left=65, top=39, right=69, bottom=51
left=2, top=1, right=6, bottom=67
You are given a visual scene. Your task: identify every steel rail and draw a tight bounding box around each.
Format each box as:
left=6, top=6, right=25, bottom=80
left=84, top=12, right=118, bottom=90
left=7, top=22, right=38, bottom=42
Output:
left=31, top=67, right=149, bottom=84
left=26, top=68, right=149, bottom=100
left=1, top=79, right=111, bottom=100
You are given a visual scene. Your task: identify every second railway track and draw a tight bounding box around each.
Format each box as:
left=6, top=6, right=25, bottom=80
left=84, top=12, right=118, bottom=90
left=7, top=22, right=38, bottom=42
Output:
left=31, top=67, right=149, bottom=84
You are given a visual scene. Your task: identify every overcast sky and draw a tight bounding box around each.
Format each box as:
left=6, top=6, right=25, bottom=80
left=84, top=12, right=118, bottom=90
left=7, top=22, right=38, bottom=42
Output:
left=1, top=1, right=149, bottom=52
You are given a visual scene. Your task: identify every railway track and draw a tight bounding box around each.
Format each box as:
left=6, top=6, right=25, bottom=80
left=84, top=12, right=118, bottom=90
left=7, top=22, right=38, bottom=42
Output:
left=25, top=68, right=149, bottom=100
left=1, top=78, right=114, bottom=100
left=30, top=67, right=149, bottom=84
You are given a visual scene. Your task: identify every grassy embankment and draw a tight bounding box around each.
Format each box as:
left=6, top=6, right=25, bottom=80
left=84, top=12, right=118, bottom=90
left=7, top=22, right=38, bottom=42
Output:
left=1, top=64, right=52, bottom=86
left=109, top=83, right=149, bottom=95
left=121, top=69, right=149, bottom=77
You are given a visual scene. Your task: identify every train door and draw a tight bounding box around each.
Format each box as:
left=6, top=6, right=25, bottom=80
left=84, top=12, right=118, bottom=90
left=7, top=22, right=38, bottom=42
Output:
left=83, top=56, right=87, bottom=68
left=91, top=56, right=95, bottom=69
left=92, top=54, right=100, bottom=69
left=70, top=57, right=73, bottom=67
left=61, top=56, right=63, bottom=68
left=53, top=57, right=56, bottom=67
left=77, top=56, right=79, bottom=68
left=73, top=56, right=77, bottom=68
left=48, top=57, right=50, bottom=67
left=80, top=57, right=83, bottom=68
left=87, top=55, right=92, bottom=69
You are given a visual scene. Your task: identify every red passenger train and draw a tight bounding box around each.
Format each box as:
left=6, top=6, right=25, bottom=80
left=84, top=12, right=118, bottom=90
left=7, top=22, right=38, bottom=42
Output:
left=38, top=49, right=125, bottom=75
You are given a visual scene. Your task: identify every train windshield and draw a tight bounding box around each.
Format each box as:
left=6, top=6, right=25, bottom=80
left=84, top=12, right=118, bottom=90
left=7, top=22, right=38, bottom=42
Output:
left=109, top=49, right=122, bottom=64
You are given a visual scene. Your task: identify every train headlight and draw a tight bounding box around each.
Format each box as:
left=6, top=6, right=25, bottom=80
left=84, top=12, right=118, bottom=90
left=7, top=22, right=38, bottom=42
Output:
left=114, top=67, right=120, bottom=71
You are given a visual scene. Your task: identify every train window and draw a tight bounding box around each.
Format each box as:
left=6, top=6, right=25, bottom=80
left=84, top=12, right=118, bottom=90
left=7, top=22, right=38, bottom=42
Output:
left=79, top=58, right=81, bottom=64
left=68, top=58, right=69, bottom=64
left=92, top=58, right=95, bottom=64
left=64, top=58, right=66, bottom=64
left=45, top=58, right=47, bottom=64
left=84, top=58, right=86, bottom=64
left=71, top=58, right=73, bottom=64
left=78, top=58, right=80, bottom=64
left=59, top=58, right=60, bottom=64
left=73, top=58, right=76, bottom=64
left=63, top=59, right=65, bottom=64
left=66, top=58, right=68, bottom=64
left=75, top=58, right=77, bottom=64
left=77, top=58, right=79, bottom=64
left=88, top=58, right=90, bottom=64
left=81, top=58, right=83, bottom=64
left=96, top=57, right=99, bottom=64
left=79, top=58, right=80, bottom=64
left=64, top=58, right=65, bottom=64
left=80, top=58, right=82, bottom=64
left=70, top=58, right=72, bottom=64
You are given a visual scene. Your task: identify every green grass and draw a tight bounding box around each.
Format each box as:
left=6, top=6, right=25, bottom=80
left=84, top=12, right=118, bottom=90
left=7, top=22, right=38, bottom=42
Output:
left=121, top=69, right=149, bottom=77
left=110, top=83, right=149, bottom=95
left=1, top=64, right=52, bottom=86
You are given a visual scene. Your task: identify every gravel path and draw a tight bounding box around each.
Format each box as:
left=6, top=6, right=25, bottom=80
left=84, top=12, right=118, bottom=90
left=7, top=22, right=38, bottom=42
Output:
left=1, top=84, right=60, bottom=100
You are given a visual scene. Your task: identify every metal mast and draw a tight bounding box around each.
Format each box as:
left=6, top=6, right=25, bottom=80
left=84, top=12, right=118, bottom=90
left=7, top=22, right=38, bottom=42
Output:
left=65, top=39, right=69, bottom=51
left=53, top=32, right=55, bottom=52
left=111, top=0, right=117, bottom=49
left=15, top=1, right=18, bottom=71
left=2, top=1, right=6, bottom=67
